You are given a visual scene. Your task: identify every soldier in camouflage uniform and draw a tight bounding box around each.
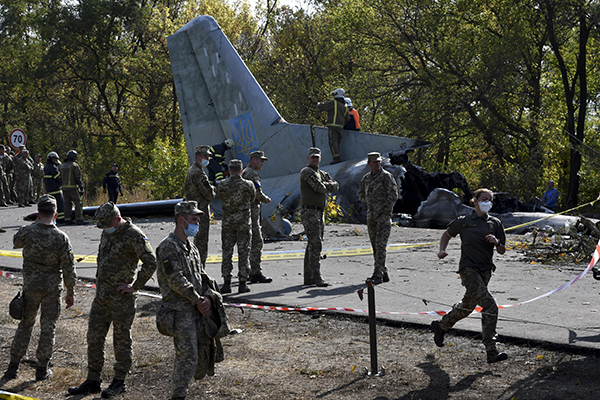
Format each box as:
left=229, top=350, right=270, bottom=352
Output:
left=61, top=150, right=85, bottom=224
left=184, top=145, right=216, bottom=265
left=68, top=202, right=157, bottom=398
left=218, top=159, right=255, bottom=294
left=14, top=148, right=33, bottom=207
left=0, top=145, right=10, bottom=204
left=32, top=154, right=44, bottom=202
left=156, top=201, right=227, bottom=400
left=0, top=146, right=8, bottom=207
left=358, top=152, right=398, bottom=284
left=431, top=188, right=508, bottom=364
left=300, top=147, right=339, bottom=287
left=242, top=150, right=273, bottom=284
left=3, top=195, right=76, bottom=382
left=1, top=145, right=16, bottom=203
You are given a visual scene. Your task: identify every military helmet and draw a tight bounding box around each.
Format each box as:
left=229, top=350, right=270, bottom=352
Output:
left=224, top=138, right=234, bottom=149
left=47, top=151, right=59, bottom=160
left=66, top=150, right=78, bottom=160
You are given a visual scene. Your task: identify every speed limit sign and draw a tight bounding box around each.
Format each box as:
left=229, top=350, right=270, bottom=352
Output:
left=9, top=128, right=26, bottom=149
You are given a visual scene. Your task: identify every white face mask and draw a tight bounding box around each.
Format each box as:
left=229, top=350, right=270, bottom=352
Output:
left=200, top=159, right=209, bottom=167
left=478, top=201, right=492, bottom=213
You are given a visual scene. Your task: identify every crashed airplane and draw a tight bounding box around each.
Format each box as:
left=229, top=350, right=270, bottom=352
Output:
left=166, top=15, right=432, bottom=227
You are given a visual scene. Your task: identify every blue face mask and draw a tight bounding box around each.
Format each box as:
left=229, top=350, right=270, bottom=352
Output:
left=104, top=227, right=116, bottom=235
left=200, top=158, right=209, bottom=167
left=184, top=222, right=199, bottom=237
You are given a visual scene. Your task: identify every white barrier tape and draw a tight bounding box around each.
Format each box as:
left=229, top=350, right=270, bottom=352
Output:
left=3, top=238, right=599, bottom=316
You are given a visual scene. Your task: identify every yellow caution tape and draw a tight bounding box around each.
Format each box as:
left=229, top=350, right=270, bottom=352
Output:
left=0, top=391, right=42, bottom=400
left=1, top=199, right=597, bottom=266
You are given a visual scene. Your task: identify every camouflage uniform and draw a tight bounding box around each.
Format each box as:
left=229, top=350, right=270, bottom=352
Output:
left=358, top=158, right=399, bottom=279
left=32, top=159, right=44, bottom=201
left=156, top=228, right=225, bottom=399
left=85, top=216, right=157, bottom=382
left=61, top=159, right=84, bottom=223
left=242, top=164, right=269, bottom=276
left=0, top=156, right=7, bottom=206
left=300, top=152, right=339, bottom=284
left=3, top=152, right=17, bottom=202
left=13, top=153, right=33, bottom=207
left=9, top=214, right=76, bottom=369
left=218, top=174, right=255, bottom=281
left=184, top=160, right=216, bottom=265
left=438, top=211, right=506, bottom=351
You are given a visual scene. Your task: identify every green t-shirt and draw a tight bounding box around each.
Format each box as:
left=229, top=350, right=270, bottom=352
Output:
left=446, top=211, right=506, bottom=272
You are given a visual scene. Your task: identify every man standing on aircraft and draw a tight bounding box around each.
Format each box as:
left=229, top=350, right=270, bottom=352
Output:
left=359, top=152, right=398, bottom=284
left=184, top=145, right=216, bottom=265
left=318, top=88, right=349, bottom=165
left=207, top=139, right=234, bottom=185
left=242, top=150, right=273, bottom=285
left=344, top=97, right=360, bottom=131
left=300, top=147, right=339, bottom=286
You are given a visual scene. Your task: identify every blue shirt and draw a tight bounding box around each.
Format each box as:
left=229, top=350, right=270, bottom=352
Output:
left=542, top=188, right=559, bottom=209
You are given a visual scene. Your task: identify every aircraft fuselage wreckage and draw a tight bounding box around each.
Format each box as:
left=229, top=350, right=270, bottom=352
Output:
left=167, top=15, right=433, bottom=230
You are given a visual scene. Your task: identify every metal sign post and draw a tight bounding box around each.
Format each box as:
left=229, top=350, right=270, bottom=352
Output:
left=364, top=280, right=385, bottom=377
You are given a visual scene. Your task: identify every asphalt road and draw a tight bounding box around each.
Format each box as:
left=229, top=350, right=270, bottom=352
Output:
left=1, top=204, right=599, bottom=352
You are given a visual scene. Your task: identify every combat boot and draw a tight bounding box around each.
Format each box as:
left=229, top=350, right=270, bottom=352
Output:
left=431, top=321, right=445, bottom=347
left=102, top=379, right=126, bottom=398
left=3, top=362, right=18, bottom=380
left=220, top=279, right=232, bottom=294
left=486, top=349, right=508, bottom=364
left=35, top=367, right=53, bottom=381
left=249, top=274, right=273, bottom=284
left=68, top=379, right=102, bottom=395
left=238, top=280, right=251, bottom=293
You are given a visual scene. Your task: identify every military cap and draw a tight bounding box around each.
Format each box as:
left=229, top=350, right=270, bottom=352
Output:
left=37, top=194, right=57, bottom=213
left=175, top=200, right=204, bottom=215
left=307, top=147, right=321, bottom=157
left=112, top=163, right=118, bottom=167
left=249, top=150, right=268, bottom=160
left=367, top=152, right=382, bottom=162
left=229, top=159, right=243, bottom=168
left=195, top=145, right=211, bottom=156
left=95, top=202, right=119, bottom=228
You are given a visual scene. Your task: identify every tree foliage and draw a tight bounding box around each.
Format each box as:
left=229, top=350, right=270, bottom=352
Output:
left=1, top=0, right=600, bottom=209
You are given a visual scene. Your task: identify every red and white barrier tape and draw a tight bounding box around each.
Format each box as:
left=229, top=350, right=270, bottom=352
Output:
left=3, top=238, right=599, bottom=316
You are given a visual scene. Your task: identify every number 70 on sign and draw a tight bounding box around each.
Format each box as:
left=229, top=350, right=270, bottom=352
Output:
left=9, top=128, right=26, bottom=149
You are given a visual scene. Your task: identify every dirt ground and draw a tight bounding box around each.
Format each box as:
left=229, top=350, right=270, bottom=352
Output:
left=1, top=270, right=600, bottom=400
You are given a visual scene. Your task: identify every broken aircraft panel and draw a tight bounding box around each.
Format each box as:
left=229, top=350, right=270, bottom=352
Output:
left=167, top=15, right=431, bottom=221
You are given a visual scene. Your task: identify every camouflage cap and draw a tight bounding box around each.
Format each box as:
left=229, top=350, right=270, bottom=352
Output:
left=229, top=159, right=243, bottom=169
left=95, top=202, right=119, bottom=228
left=37, top=194, right=57, bottom=213
left=249, top=150, right=268, bottom=160
left=367, top=152, right=382, bottom=162
left=195, top=145, right=211, bottom=156
left=175, top=200, right=204, bottom=215
left=307, top=147, right=321, bottom=157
